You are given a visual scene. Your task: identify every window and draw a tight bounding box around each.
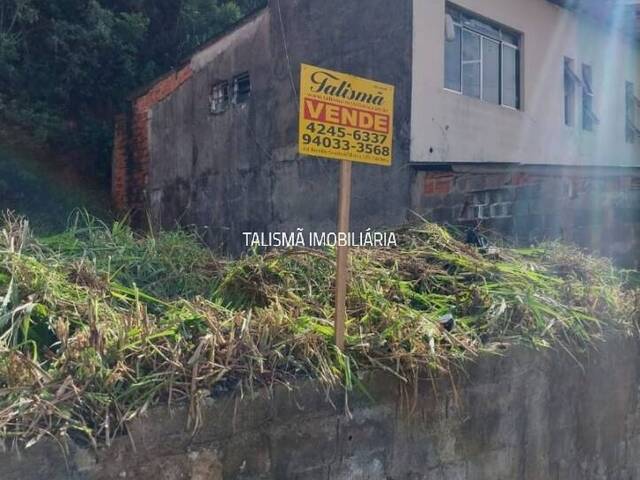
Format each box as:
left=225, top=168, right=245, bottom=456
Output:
left=444, top=19, right=462, bottom=91
left=232, top=72, right=251, bottom=104
left=581, top=64, right=598, bottom=131
left=626, top=82, right=639, bottom=143
left=462, top=29, right=481, bottom=99
left=501, top=43, right=519, bottom=108
left=564, top=57, right=578, bottom=126
left=444, top=3, right=521, bottom=109
left=210, top=81, right=229, bottom=114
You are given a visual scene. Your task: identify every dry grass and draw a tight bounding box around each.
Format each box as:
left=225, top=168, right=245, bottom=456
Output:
left=0, top=210, right=638, bottom=448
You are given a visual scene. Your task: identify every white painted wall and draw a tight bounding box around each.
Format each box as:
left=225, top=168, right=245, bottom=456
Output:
left=411, top=0, right=640, bottom=167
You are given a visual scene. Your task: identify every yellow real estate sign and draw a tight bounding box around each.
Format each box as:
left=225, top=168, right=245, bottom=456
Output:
left=298, top=64, right=394, bottom=167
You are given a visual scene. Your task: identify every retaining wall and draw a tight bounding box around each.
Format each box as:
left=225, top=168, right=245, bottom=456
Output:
left=2, top=335, right=640, bottom=479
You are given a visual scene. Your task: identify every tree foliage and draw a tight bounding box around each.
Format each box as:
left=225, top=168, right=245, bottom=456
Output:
left=0, top=0, right=264, bottom=178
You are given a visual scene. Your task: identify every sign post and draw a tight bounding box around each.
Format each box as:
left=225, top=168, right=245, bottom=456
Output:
left=298, top=64, right=394, bottom=350
left=334, top=160, right=352, bottom=350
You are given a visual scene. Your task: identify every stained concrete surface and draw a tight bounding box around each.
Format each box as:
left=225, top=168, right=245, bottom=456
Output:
left=2, top=335, right=640, bottom=479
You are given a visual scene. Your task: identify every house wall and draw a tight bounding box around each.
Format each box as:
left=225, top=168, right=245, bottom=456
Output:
left=112, top=0, right=640, bottom=260
left=112, top=66, right=194, bottom=216
left=411, top=0, right=640, bottom=167
left=409, top=0, right=640, bottom=265
left=140, top=0, right=414, bottom=251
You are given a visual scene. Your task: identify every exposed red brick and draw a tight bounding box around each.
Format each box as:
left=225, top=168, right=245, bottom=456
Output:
left=511, top=172, right=538, bottom=186
left=485, top=173, right=510, bottom=189
left=423, top=172, right=454, bottom=196
left=111, top=65, right=193, bottom=217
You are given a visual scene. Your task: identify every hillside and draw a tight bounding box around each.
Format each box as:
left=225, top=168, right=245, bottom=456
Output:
left=0, top=141, right=110, bottom=234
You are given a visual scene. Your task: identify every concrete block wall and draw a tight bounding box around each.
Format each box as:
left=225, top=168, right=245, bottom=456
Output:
left=2, top=335, right=640, bottom=479
left=413, top=166, right=640, bottom=266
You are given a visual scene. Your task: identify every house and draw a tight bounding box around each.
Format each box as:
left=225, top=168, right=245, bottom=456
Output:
left=112, top=0, right=640, bottom=262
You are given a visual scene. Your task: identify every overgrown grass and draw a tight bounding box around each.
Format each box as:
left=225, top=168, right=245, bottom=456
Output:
left=0, top=211, right=638, bottom=448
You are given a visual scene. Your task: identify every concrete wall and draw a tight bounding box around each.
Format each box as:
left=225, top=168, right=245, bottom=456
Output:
left=411, top=0, right=640, bottom=167
left=412, top=165, right=640, bottom=266
left=3, top=335, right=640, bottom=479
left=140, top=0, right=414, bottom=251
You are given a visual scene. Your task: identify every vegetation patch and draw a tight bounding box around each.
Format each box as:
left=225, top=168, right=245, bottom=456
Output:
left=0, top=211, right=638, bottom=448
left=0, top=0, right=266, bottom=174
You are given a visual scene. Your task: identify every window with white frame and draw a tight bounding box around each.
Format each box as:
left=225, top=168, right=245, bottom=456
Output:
left=444, top=3, right=521, bottom=109
left=210, top=81, right=229, bottom=114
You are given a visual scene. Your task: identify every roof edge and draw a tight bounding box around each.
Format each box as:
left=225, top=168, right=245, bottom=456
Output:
left=127, top=3, right=269, bottom=101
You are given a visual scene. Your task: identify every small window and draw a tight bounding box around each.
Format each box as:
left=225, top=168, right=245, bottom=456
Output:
left=626, top=82, right=639, bottom=143
left=444, top=3, right=521, bottom=109
left=232, top=72, right=251, bottom=104
left=210, top=81, right=229, bottom=114
left=581, top=64, right=598, bottom=131
left=564, top=57, right=577, bottom=126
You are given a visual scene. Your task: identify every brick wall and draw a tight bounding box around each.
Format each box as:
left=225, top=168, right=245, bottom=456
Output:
left=111, top=66, right=193, bottom=219
left=415, top=166, right=640, bottom=266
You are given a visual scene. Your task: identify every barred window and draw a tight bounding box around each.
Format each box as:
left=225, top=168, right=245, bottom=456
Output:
left=232, top=72, right=251, bottom=104
left=210, top=81, right=229, bottom=114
